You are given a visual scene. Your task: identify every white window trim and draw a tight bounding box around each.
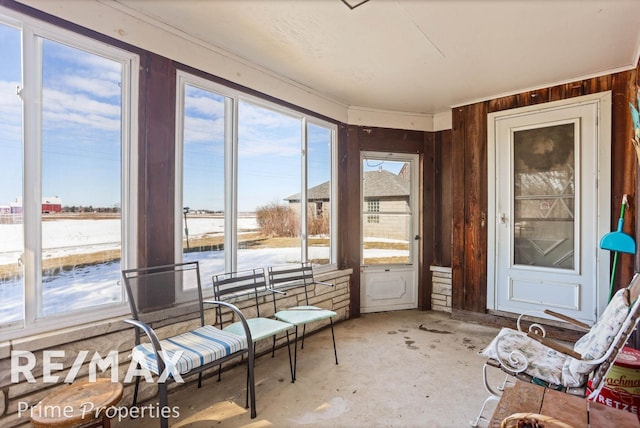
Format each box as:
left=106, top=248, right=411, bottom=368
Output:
left=0, top=8, right=138, bottom=341
left=175, top=70, right=337, bottom=287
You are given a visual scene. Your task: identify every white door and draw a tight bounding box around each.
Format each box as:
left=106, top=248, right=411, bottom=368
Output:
left=488, top=93, right=611, bottom=324
left=360, top=152, right=419, bottom=313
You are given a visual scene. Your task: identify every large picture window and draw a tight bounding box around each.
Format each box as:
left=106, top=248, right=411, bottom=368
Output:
left=176, top=72, right=336, bottom=279
left=0, top=12, right=138, bottom=339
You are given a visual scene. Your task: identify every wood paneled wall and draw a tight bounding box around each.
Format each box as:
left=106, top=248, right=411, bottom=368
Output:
left=433, top=130, right=452, bottom=268
left=450, top=68, right=640, bottom=318
left=138, top=54, right=177, bottom=269
left=342, top=126, right=432, bottom=317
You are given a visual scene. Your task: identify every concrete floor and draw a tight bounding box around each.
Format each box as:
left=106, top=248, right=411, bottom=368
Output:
left=113, top=310, right=502, bottom=428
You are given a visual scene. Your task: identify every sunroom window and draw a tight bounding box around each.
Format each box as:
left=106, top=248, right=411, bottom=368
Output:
left=0, top=12, right=138, bottom=339
left=176, top=71, right=336, bottom=281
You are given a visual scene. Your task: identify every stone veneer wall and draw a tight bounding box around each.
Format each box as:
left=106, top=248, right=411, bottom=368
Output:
left=430, top=266, right=452, bottom=313
left=0, top=269, right=352, bottom=427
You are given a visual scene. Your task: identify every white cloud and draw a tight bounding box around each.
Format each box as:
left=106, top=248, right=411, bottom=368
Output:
left=43, top=88, right=121, bottom=131
left=60, top=75, right=121, bottom=99
left=0, top=80, right=21, bottom=108
left=185, top=92, right=225, bottom=117
left=184, top=115, right=224, bottom=144
left=0, top=80, right=23, bottom=144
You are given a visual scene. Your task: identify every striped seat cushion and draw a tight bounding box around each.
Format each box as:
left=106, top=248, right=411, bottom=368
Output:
left=132, top=325, right=247, bottom=377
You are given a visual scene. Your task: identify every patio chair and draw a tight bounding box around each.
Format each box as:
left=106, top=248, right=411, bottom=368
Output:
left=268, top=262, right=338, bottom=382
left=122, top=261, right=256, bottom=428
left=212, top=268, right=295, bottom=382
left=471, top=272, right=640, bottom=427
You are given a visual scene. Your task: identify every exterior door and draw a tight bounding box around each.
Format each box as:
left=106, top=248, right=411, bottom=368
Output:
left=488, top=93, right=611, bottom=324
left=360, top=152, right=419, bottom=313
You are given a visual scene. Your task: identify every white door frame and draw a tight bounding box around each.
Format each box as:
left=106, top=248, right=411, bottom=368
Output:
left=360, top=151, right=420, bottom=313
left=487, top=92, right=611, bottom=322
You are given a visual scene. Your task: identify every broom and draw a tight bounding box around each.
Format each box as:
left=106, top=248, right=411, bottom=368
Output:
left=600, top=194, right=636, bottom=301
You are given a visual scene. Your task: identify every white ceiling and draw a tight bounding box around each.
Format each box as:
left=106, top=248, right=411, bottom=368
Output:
left=108, top=1, right=640, bottom=115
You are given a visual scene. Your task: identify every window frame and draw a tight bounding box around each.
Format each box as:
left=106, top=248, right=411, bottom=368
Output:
left=0, top=7, right=139, bottom=341
left=175, top=70, right=337, bottom=296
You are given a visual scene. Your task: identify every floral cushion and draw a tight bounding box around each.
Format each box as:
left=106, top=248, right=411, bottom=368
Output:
left=480, top=328, right=568, bottom=386
left=480, top=288, right=630, bottom=388
left=566, top=288, right=629, bottom=379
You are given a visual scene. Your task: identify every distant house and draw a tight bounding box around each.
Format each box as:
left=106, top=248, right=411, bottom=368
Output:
left=286, top=167, right=410, bottom=241
left=3, top=197, right=62, bottom=214
left=9, top=197, right=22, bottom=214
left=41, top=197, right=62, bottom=213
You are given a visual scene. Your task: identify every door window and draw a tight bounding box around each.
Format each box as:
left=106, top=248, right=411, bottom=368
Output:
left=361, top=158, right=412, bottom=265
left=513, top=123, right=576, bottom=269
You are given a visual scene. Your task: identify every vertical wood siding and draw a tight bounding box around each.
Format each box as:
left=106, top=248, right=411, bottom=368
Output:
left=451, top=67, right=640, bottom=315
left=343, top=126, right=430, bottom=317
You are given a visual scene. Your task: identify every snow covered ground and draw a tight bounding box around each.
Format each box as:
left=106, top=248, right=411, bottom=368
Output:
left=0, top=217, right=408, bottom=323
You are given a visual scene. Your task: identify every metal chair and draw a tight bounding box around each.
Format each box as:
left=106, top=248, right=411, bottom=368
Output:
left=268, top=262, right=338, bottom=382
left=122, top=261, right=256, bottom=428
left=471, top=272, right=640, bottom=427
left=212, top=268, right=295, bottom=382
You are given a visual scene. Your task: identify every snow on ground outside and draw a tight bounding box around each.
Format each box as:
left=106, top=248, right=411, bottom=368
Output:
left=0, top=217, right=259, bottom=263
left=0, top=218, right=408, bottom=322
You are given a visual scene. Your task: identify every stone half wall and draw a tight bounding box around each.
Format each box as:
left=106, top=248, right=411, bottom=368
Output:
left=430, top=266, right=452, bottom=313
left=0, top=268, right=352, bottom=427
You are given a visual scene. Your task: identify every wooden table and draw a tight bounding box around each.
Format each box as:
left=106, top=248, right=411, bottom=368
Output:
left=490, top=380, right=640, bottom=428
left=31, top=378, right=123, bottom=428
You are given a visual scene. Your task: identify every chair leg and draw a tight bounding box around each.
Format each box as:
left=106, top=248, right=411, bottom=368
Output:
left=285, top=330, right=294, bottom=383
left=469, top=362, right=502, bottom=427
left=301, top=323, right=307, bottom=349
left=271, top=335, right=276, bottom=358
left=158, top=382, right=169, bottom=428
left=330, top=318, right=338, bottom=365
left=245, top=342, right=257, bottom=409
left=292, top=326, right=299, bottom=382
left=481, top=362, right=505, bottom=398
left=247, top=344, right=257, bottom=418
left=132, top=371, right=140, bottom=408
left=498, top=373, right=511, bottom=392
left=469, top=394, right=499, bottom=427
left=245, top=362, right=249, bottom=409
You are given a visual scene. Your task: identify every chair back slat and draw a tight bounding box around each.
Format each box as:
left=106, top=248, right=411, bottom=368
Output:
left=213, top=268, right=269, bottom=321
left=268, top=262, right=314, bottom=305
left=268, top=263, right=314, bottom=285
left=213, top=268, right=267, bottom=296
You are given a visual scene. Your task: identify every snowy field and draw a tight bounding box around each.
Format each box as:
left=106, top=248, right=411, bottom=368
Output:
left=0, top=216, right=260, bottom=264
left=0, top=217, right=408, bottom=322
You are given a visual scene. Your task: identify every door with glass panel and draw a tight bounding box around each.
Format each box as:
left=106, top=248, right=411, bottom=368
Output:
left=360, top=152, right=419, bottom=313
left=491, top=94, right=611, bottom=324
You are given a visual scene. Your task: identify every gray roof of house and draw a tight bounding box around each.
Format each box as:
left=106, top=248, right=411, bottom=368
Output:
left=285, top=169, right=409, bottom=201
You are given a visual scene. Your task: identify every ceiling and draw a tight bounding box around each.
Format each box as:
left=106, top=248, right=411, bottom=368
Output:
left=113, top=0, right=640, bottom=116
